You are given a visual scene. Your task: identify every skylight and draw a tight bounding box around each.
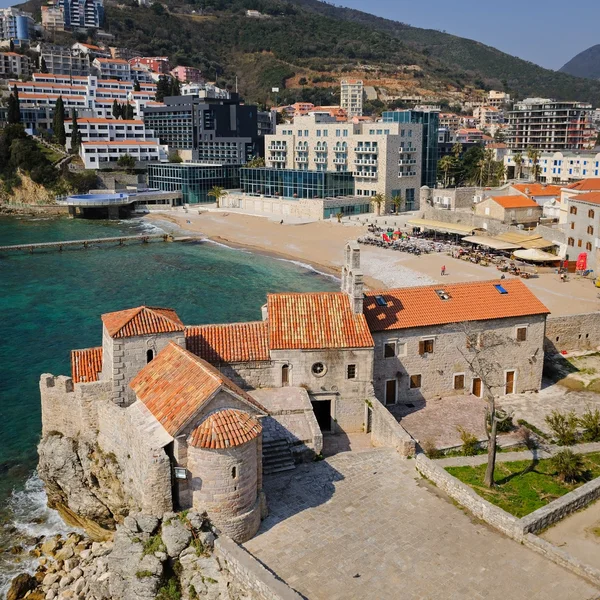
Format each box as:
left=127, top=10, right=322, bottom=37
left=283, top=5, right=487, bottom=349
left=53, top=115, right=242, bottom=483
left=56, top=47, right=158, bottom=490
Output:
left=435, top=289, right=451, bottom=301
left=375, top=295, right=387, bottom=307
left=494, top=284, right=508, bottom=294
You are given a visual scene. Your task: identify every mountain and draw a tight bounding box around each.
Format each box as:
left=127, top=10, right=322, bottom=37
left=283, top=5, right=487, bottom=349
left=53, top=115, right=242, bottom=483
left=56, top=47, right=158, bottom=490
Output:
left=17, top=0, right=600, bottom=107
left=560, top=45, right=600, bottom=80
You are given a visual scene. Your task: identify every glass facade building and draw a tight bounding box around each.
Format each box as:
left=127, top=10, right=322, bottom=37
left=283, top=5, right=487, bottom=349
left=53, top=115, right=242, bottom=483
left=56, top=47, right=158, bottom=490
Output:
left=383, top=109, right=439, bottom=188
left=240, top=168, right=354, bottom=199
left=147, top=163, right=241, bottom=204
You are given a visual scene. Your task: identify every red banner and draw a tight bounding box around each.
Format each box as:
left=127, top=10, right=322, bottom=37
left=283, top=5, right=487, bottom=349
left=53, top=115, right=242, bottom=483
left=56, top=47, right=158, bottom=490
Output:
left=576, top=253, right=587, bottom=271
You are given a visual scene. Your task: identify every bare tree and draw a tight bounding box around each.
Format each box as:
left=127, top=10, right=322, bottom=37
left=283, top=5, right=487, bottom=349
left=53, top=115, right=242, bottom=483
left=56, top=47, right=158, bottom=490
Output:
left=458, top=326, right=514, bottom=487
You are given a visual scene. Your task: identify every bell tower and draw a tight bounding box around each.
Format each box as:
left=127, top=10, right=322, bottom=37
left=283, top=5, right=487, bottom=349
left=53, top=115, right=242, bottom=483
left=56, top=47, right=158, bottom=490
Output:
left=342, top=241, right=364, bottom=314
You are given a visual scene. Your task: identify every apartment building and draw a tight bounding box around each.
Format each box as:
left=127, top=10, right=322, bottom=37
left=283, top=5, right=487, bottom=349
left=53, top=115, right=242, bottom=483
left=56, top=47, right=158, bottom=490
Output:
left=0, top=8, right=34, bottom=44
left=564, top=193, right=600, bottom=270
left=504, top=151, right=600, bottom=184
left=142, top=95, right=262, bottom=164
left=382, top=108, right=439, bottom=188
left=109, top=47, right=141, bottom=61
left=507, top=98, right=595, bottom=151
left=72, top=42, right=110, bottom=59
left=41, top=5, right=65, bottom=32
left=37, top=44, right=92, bottom=77
left=340, top=79, right=364, bottom=118
left=0, top=52, right=31, bottom=78
left=488, top=90, right=511, bottom=108
left=93, top=58, right=131, bottom=81
left=64, top=118, right=158, bottom=150
left=264, top=113, right=423, bottom=209
left=170, top=65, right=203, bottom=84
left=79, top=139, right=164, bottom=168
left=438, top=112, right=461, bottom=131
left=56, top=0, right=104, bottom=29
left=473, top=105, right=504, bottom=129
left=129, top=56, right=170, bottom=75
left=474, top=195, right=542, bottom=227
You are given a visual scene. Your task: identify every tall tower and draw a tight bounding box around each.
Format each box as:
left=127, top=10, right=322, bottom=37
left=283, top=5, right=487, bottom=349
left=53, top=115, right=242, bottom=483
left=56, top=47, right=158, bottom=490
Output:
left=342, top=241, right=364, bottom=314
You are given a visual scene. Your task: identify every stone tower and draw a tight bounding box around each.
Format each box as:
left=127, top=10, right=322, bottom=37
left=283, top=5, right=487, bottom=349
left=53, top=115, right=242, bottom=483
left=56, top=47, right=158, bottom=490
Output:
left=100, top=306, right=186, bottom=406
left=342, top=241, right=364, bottom=314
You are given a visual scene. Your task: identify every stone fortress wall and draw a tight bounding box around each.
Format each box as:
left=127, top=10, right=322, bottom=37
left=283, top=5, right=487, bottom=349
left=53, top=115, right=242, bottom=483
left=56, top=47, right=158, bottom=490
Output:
left=544, top=312, right=600, bottom=354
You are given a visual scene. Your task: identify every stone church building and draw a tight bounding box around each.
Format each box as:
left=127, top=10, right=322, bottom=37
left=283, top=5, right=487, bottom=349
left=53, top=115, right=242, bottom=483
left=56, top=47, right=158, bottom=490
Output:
left=39, top=242, right=550, bottom=542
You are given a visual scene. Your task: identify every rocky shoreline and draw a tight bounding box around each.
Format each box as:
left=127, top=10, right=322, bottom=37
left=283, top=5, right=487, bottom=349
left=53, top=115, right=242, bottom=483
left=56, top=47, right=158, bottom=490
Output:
left=6, top=510, right=253, bottom=600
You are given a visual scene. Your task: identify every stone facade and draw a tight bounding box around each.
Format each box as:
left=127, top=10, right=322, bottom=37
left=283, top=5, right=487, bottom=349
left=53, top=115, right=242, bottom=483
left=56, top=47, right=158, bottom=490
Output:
left=372, top=315, right=547, bottom=405
left=474, top=197, right=543, bottom=226
left=545, top=312, right=600, bottom=354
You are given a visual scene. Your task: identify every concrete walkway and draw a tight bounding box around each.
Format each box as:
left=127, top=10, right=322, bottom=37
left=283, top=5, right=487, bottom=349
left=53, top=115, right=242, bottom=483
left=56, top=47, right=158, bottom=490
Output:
left=434, top=441, right=600, bottom=468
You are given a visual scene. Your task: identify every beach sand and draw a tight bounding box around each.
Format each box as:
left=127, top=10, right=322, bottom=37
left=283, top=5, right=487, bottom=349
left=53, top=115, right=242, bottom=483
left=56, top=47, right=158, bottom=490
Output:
left=145, top=209, right=600, bottom=316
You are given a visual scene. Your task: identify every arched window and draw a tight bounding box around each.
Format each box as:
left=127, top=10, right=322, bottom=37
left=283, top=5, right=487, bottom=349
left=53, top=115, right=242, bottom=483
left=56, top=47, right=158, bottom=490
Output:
left=281, top=364, right=289, bottom=387
left=146, top=349, right=154, bottom=363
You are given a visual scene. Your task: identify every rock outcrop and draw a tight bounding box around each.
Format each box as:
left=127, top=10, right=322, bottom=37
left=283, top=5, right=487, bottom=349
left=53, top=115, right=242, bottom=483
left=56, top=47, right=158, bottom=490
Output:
left=8, top=511, right=255, bottom=600
left=37, top=434, right=138, bottom=539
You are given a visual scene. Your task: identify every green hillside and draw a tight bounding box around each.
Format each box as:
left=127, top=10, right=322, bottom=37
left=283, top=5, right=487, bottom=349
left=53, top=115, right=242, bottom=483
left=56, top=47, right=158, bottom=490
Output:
left=17, top=0, right=600, bottom=107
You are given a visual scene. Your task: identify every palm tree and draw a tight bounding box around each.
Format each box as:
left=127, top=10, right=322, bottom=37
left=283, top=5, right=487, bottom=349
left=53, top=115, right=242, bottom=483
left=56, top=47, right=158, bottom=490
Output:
left=371, top=193, right=385, bottom=216
left=526, top=147, right=541, bottom=182
left=392, top=194, right=404, bottom=214
left=208, top=186, right=227, bottom=207
left=512, top=152, right=523, bottom=179
left=335, top=211, right=344, bottom=223
left=438, top=156, right=454, bottom=188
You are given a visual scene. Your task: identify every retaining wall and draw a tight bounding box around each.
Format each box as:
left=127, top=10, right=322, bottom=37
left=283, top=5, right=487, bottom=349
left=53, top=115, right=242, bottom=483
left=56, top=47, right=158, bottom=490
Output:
left=215, top=536, right=303, bottom=600
left=545, top=313, right=600, bottom=354
left=370, top=399, right=416, bottom=457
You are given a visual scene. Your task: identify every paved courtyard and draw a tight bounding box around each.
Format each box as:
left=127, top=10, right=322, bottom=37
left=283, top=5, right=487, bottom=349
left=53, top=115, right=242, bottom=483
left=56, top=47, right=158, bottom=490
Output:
left=244, top=448, right=599, bottom=600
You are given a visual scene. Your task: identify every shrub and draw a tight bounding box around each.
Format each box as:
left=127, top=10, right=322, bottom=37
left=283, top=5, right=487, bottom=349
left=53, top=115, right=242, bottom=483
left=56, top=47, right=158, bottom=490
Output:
left=422, top=439, right=443, bottom=459
left=143, top=534, right=165, bottom=556
left=457, top=427, right=479, bottom=456
left=578, top=407, right=600, bottom=442
left=157, top=577, right=181, bottom=600
left=136, top=570, right=154, bottom=579
left=545, top=410, right=579, bottom=446
left=550, top=449, right=586, bottom=483
left=487, top=411, right=514, bottom=433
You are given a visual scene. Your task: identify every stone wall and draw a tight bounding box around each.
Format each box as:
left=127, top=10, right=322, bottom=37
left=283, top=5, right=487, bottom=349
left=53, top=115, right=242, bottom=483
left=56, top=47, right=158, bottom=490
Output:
left=369, top=398, right=416, bottom=457
left=217, top=361, right=277, bottom=390
left=215, top=536, right=303, bottom=600
left=544, top=313, right=600, bottom=354
left=420, top=206, right=514, bottom=235
left=372, top=315, right=546, bottom=404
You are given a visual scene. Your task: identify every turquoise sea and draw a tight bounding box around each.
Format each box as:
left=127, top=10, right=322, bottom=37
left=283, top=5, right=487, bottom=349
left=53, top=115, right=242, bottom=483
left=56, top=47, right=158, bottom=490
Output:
left=0, top=215, right=338, bottom=593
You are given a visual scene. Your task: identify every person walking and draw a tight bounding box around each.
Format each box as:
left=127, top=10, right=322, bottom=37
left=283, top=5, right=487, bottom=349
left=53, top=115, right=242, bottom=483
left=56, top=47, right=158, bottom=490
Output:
left=441, top=265, right=446, bottom=276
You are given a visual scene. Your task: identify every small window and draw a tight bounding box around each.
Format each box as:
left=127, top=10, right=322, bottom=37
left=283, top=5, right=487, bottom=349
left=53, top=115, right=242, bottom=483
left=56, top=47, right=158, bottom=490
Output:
left=570, top=206, right=578, bottom=215
left=568, top=237, right=575, bottom=246
left=375, top=295, right=387, bottom=306
left=586, top=242, right=593, bottom=251
left=494, top=284, right=508, bottom=294
left=346, top=364, right=356, bottom=379
left=231, top=466, right=237, bottom=479
left=146, top=349, right=154, bottom=363
left=570, top=222, right=575, bottom=230
left=409, top=374, right=422, bottom=389
left=311, top=362, right=326, bottom=376
left=419, top=339, right=434, bottom=354
left=453, top=374, right=465, bottom=390
left=589, top=209, right=595, bottom=218
left=281, top=364, right=289, bottom=386
left=587, top=225, right=594, bottom=235
left=384, top=343, right=396, bottom=358
left=578, top=239, right=582, bottom=247
left=516, top=327, right=527, bottom=342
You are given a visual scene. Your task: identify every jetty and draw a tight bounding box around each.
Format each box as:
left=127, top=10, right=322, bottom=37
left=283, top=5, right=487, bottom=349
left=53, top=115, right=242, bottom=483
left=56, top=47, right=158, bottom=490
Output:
left=0, top=234, right=194, bottom=254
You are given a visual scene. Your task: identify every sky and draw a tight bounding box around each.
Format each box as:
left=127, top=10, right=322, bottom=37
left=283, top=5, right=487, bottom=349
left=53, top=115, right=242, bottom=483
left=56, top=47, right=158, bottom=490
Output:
left=1, top=0, right=598, bottom=70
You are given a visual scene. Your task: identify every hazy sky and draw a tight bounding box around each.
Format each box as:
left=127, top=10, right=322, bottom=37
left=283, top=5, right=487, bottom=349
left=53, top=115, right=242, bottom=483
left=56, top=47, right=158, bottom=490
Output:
left=1, top=0, right=598, bottom=70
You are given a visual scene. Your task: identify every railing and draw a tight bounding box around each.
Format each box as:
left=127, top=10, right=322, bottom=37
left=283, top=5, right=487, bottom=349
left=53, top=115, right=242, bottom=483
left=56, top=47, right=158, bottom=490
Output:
left=353, top=171, right=377, bottom=178
left=355, top=147, right=378, bottom=154
left=399, top=171, right=417, bottom=177
left=355, top=159, right=377, bottom=166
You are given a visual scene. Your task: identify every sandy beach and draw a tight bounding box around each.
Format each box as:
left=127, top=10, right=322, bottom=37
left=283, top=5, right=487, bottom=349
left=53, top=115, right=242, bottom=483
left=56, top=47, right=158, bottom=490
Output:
left=145, top=208, right=600, bottom=316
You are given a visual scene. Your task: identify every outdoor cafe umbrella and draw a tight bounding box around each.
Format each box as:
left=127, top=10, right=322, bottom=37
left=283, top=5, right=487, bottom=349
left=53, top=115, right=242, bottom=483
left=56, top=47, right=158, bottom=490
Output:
left=512, top=248, right=559, bottom=263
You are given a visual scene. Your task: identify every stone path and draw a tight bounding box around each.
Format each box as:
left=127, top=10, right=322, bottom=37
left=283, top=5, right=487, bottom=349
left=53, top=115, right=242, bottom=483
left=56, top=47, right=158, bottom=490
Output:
left=435, top=441, right=600, bottom=468
left=244, top=448, right=599, bottom=600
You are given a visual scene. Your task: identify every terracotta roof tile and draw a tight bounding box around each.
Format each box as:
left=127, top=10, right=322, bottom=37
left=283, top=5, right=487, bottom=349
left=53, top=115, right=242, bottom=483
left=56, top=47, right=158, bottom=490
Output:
left=71, top=347, right=102, bottom=383
left=188, top=409, right=261, bottom=449
left=567, top=178, right=600, bottom=192
left=488, top=195, right=539, bottom=209
left=267, top=292, right=374, bottom=350
left=186, top=322, right=270, bottom=363
left=571, top=192, right=600, bottom=205
left=130, top=343, right=267, bottom=436
left=364, top=279, right=549, bottom=332
left=101, top=306, right=184, bottom=338
left=512, top=183, right=562, bottom=197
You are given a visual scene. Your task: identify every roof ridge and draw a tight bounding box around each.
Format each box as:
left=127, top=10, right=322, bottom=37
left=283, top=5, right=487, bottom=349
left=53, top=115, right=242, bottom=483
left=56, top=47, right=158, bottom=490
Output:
left=366, top=278, right=519, bottom=295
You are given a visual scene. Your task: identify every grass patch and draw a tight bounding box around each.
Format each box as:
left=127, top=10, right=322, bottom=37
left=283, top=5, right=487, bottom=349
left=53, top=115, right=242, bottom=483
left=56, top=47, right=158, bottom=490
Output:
left=143, top=534, right=165, bottom=556
left=136, top=570, right=154, bottom=579
left=446, top=452, right=600, bottom=517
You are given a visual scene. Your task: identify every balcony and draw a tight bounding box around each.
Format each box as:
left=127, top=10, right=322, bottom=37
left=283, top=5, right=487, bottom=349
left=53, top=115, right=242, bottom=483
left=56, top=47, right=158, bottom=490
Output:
left=295, top=145, right=308, bottom=151
left=353, top=171, right=377, bottom=178
left=268, top=143, right=287, bottom=151
left=334, top=148, right=348, bottom=154
left=314, top=157, right=327, bottom=164
left=398, top=159, right=416, bottom=166
left=402, top=146, right=417, bottom=153
left=270, top=156, right=287, bottom=162
left=399, top=171, right=417, bottom=177
left=355, top=158, right=377, bottom=166
left=296, top=156, right=308, bottom=163
left=355, top=147, right=378, bottom=154
left=333, top=158, right=347, bottom=164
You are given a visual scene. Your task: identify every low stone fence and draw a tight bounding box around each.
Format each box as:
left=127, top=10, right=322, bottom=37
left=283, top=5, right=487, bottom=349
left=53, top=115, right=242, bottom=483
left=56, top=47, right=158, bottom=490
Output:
left=215, top=536, right=304, bottom=600
left=415, top=453, right=600, bottom=588
left=545, top=313, right=600, bottom=354
left=369, top=399, right=416, bottom=457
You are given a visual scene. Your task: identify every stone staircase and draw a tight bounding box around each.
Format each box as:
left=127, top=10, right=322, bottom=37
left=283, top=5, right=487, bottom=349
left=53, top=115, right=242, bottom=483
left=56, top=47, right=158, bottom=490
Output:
left=262, top=438, right=295, bottom=475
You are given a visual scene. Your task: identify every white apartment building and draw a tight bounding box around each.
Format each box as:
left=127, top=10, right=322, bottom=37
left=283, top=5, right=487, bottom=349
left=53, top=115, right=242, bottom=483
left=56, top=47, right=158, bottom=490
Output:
left=0, top=8, right=34, bottom=44
left=37, top=44, right=92, bottom=77
left=0, top=51, right=31, bottom=78
left=64, top=118, right=158, bottom=150
left=340, top=79, right=364, bottom=118
left=473, top=105, right=504, bottom=129
left=504, top=151, right=600, bottom=185
left=265, top=113, right=423, bottom=209
left=41, top=5, right=65, bottom=32
left=79, top=140, right=165, bottom=169
left=92, top=57, right=131, bottom=81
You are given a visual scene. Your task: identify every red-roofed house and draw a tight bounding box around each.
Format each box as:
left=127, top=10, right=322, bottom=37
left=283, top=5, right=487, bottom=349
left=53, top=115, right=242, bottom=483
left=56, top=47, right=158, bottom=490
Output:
left=475, top=194, right=542, bottom=226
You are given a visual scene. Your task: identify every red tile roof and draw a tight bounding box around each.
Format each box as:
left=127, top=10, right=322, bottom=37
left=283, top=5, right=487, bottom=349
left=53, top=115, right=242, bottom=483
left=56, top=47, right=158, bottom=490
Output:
left=363, top=279, right=549, bottom=332
left=512, top=183, right=561, bottom=197
left=267, top=292, right=374, bottom=350
left=71, top=347, right=102, bottom=383
left=189, top=409, right=261, bottom=449
left=571, top=192, right=600, bottom=205
left=130, top=343, right=267, bottom=436
left=567, top=178, right=600, bottom=192
left=186, top=322, right=270, bottom=363
left=101, top=306, right=184, bottom=339
left=488, top=195, right=539, bottom=209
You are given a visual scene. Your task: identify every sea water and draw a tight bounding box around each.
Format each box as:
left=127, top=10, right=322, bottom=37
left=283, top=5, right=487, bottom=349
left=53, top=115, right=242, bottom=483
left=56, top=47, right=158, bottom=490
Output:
left=0, top=215, right=338, bottom=593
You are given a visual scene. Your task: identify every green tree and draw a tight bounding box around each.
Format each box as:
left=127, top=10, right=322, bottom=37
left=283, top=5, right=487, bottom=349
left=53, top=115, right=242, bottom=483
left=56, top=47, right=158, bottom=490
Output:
left=168, top=151, right=182, bottom=163
left=9, top=39, right=14, bottom=52
left=438, top=155, right=454, bottom=188
left=133, top=78, right=141, bottom=92
left=170, top=77, right=181, bottom=96
left=53, top=96, right=66, bottom=146
left=245, top=156, right=265, bottom=167
left=70, top=109, right=82, bottom=154
left=40, top=56, right=48, bottom=74
left=155, top=76, right=171, bottom=102
left=526, top=147, right=541, bottom=181
left=512, top=152, right=523, bottom=179
left=207, top=185, right=227, bottom=207
left=112, top=99, right=121, bottom=119
left=391, top=193, right=404, bottom=214
left=125, top=104, right=135, bottom=120
left=371, top=192, right=385, bottom=215
left=117, top=153, right=136, bottom=171
left=7, top=86, right=21, bottom=124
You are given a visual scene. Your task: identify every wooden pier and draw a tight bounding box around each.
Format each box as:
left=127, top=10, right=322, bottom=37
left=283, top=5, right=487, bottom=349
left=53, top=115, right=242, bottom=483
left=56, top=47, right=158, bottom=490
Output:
left=0, top=233, right=180, bottom=254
